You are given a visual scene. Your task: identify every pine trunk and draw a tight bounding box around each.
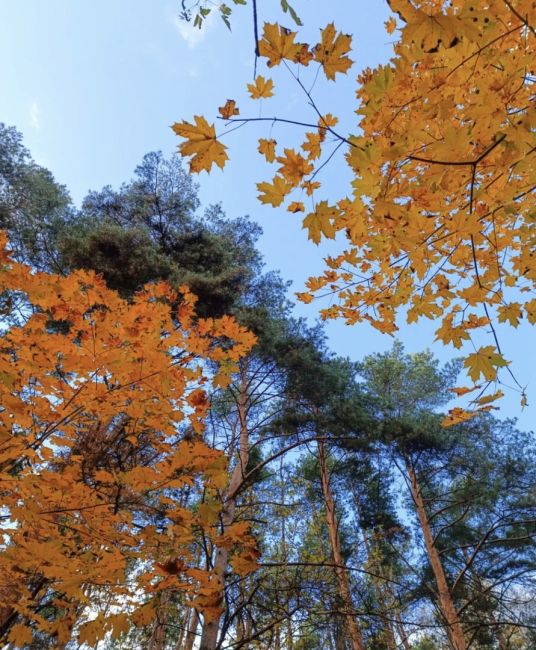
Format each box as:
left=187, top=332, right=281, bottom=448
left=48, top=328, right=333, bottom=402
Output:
left=318, top=441, right=366, bottom=650
left=405, top=459, right=467, bottom=650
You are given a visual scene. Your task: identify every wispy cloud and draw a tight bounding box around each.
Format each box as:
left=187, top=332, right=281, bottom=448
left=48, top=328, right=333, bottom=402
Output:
left=171, top=11, right=214, bottom=49
left=30, top=101, right=41, bottom=131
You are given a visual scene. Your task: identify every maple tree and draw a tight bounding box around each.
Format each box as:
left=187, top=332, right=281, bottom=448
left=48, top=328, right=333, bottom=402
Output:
left=174, top=0, right=536, bottom=423
left=0, top=230, right=257, bottom=647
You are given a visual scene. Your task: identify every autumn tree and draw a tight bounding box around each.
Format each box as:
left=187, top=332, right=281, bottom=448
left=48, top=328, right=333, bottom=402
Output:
left=174, top=0, right=536, bottom=421
left=0, top=230, right=257, bottom=648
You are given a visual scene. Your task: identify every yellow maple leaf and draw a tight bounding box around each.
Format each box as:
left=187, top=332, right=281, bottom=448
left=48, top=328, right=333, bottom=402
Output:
left=277, top=148, right=313, bottom=184
left=247, top=75, right=275, bottom=99
left=287, top=201, right=305, bottom=213
left=302, top=131, right=322, bottom=160
left=497, top=302, right=523, bottom=327
left=256, top=175, right=292, bottom=207
left=319, top=113, right=339, bottom=128
left=172, top=116, right=228, bottom=173
left=464, top=346, right=509, bottom=383
left=472, top=390, right=504, bottom=407
left=218, top=99, right=239, bottom=119
left=258, top=138, right=277, bottom=162
left=259, top=23, right=302, bottom=67
left=314, top=23, right=353, bottom=80
left=302, top=180, right=321, bottom=195
left=302, top=201, right=338, bottom=244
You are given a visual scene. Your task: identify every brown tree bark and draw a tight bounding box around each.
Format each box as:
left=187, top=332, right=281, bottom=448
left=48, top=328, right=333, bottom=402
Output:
left=318, top=440, right=366, bottom=650
left=199, top=364, right=250, bottom=650
left=182, top=607, right=200, bottom=650
left=405, top=459, right=467, bottom=650
left=361, top=535, right=398, bottom=649
left=148, top=591, right=171, bottom=650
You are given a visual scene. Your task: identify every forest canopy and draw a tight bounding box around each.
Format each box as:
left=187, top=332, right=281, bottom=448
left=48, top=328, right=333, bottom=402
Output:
left=1, top=0, right=535, bottom=649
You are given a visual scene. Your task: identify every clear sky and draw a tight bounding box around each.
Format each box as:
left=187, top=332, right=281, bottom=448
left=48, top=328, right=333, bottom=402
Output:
left=0, top=1, right=533, bottom=428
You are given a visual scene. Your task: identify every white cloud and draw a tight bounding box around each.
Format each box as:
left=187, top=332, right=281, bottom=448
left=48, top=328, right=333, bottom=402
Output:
left=30, top=101, right=41, bottom=131
left=171, top=11, right=214, bottom=49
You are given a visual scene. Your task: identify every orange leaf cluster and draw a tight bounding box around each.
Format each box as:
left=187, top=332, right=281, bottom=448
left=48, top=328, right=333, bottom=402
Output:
left=0, top=232, right=256, bottom=646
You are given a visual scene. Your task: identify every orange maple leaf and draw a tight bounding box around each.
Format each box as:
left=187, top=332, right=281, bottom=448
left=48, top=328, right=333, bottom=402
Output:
left=218, top=99, right=239, bottom=119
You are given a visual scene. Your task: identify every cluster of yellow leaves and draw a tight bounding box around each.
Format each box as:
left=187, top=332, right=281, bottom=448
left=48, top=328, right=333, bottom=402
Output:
left=174, top=0, right=536, bottom=421
left=0, top=232, right=256, bottom=647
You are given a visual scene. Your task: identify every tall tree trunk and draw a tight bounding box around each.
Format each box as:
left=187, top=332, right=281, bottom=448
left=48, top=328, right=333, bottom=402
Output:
left=285, top=615, right=293, bottom=650
left=148, top=591, right=170, bottom=650
left=200, top=365, right=250, bottom=650
left=278, top=460, right=294, bottom=650
left=394, top=609, right=411, bottom=650
left=318, top=441, right=366, bottom=650
left=405, top=459, right=467, bottom=650
left=352, top=489, right=398, bottom=650
left=183, top=607, right=200, bottom=650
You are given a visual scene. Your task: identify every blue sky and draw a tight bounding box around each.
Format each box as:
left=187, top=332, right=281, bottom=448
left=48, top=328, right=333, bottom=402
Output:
left=1, top=1, right=533, bottom=428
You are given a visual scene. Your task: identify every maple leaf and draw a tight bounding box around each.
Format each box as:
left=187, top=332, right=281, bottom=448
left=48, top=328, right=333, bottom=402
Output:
left=302, top=180, right=321, bottom=196
left=497, top=302, right=523, bottom=327
left=277, top=148, right=313, bottom=184
left=302, top=131, right=322, bottom=160
left=464, top=346, right=509, bottom=383
left=472, top=390, right=504, bottom=407
left=230, top=547, right=261, bottom=576
left=259, top=23, right=302, bottom=67
left=449, top=385, right=481, bottom=397
left=442, top=407, right=477, bottom=428
left=302, top=202, right=338, bottom=244
left=247, top=75, right=275, bottom=99
left=174, top=0, right=536, bottom=420
left=294, top=43, right=313, bottom=65
left=218, top=99, right=239, bottom=119
left=79, top=614, right=106, bottom=646
left=258, top=138, right=277, bottom=162
left=296, top=291, right=314, bottom=304
left=385, top=16, right=397, bottom=34
left=8, top=624, right=33, bottom=646
left=172, top=116, right=228, bottom=173
left=109, top=613, right=130, bottom=640
left=256, top=175, right=292, bottom=207
left=287, top=201, right=305, bottom=213
left=318, top=113, right=338, bottom=128
left=313, top=23, right=353, bottom=80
